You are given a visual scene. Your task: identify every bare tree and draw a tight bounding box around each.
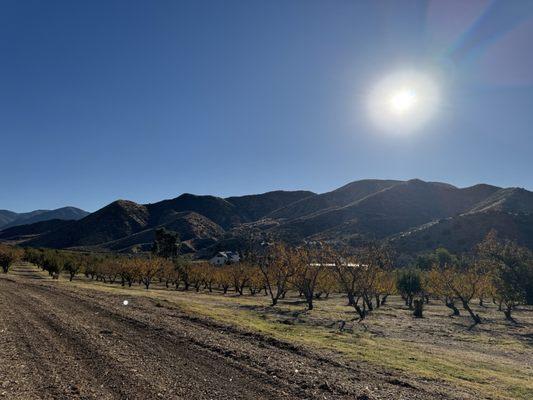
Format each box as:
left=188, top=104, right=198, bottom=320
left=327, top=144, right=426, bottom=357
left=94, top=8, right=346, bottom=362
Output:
left=290, top=245, right=325, bottom=310
left=255, top=242, right=295, bottom=306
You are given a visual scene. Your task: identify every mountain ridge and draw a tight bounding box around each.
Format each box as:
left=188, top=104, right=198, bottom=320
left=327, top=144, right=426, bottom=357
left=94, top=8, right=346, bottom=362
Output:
left=2, top=180, right=532, bottom=256
left=0, top=207, right=89, bottom=230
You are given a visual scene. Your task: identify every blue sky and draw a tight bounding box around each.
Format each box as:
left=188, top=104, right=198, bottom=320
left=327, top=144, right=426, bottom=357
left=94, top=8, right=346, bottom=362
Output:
left=1, top=0, right=532, bottom=212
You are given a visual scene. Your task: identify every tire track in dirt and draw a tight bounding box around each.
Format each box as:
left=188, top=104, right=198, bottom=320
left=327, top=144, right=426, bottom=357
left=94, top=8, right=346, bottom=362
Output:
left=34, top=282, right=465, bottom=400
left=0, top=278, right=293, bottom=399
left=1, top=275, right=474, bottom=399
left=1, top=284, right=170, bottom=399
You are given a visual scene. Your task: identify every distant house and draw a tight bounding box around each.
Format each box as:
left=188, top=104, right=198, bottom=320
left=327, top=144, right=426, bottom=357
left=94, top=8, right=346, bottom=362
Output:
left=209, top=251, right=240, bottom=266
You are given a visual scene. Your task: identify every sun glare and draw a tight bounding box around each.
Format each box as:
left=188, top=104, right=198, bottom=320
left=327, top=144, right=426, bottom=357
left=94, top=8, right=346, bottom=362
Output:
left=389, top=89, right=417, bottom=114
left=368, top=70, right=440, bottom=133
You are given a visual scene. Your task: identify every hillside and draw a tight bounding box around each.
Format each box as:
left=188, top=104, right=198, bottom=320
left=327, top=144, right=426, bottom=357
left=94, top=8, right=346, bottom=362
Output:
left=23, top=190, right=313, bottom=251
left=467, top=187, right=533, bottom=214
left=391, top=211, right=533, bottom=254
left=27, top=200, right=150, bottom=248
left=268, top=179, right=401, bottom=220
left=4, top=179, right=532, bottom=256
left=0, top=207, right=89, bottom=230
left=273, top=179, right=503, bottom=241
left=0, top=219, right=74, bottom=242
left=227, top=190, right=315, bottom=221
left=0, top=210, right=18, bottom=228
left=96, top=211, right=225, bottom=253
left=146, top=194, right=242, bottom=229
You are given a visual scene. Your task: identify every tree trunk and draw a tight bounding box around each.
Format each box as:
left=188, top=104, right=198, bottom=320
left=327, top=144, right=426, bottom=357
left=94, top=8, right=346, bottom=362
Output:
left=306, top=296, right=314, bottom=310
left=363, top=295, right=373, bottom=311
left=503, top=305, right=515, bottom=322
left=462, top=300, right=481, bottom=324
left=413, top=299, right=423, bottom=318
left=407, top=295, right=413, bottom=310
left=354, top=304, right=366, bottom=320
left=445, top=299, right=460, bottom=316
left=347, top=292, right=356, bottom=307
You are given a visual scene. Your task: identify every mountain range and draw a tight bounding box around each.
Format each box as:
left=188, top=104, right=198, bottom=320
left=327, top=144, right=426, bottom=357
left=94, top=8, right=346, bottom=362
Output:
left=1, top=179, right=532, bottom=257
left=0, top=207, right=89, bottom=230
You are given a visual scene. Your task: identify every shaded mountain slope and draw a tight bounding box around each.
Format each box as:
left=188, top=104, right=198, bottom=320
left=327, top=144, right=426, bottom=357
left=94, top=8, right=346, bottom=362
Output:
left=0, top=219, right=75, bottom=241
left=467, top=187, right=533, bottom=214
left=8, top=179, right=532, bottom=255
left=0, top=210, right=18, bottom=228
left=24, top=190, right=312, bottom=250
left=268, top=179, right=401, bottom=220
left=97, top=211, right=225, bottom=253
left=27, top=200, right=150, bottom=248
left=146, top=194, right=243, bottom=229
left=0, top=207, right=89, bottom=230
left=274, top=180, right=503, bottom=241
left=391, top=211, right=533, bottom=254
left=226, top=190, right=315, bottom=221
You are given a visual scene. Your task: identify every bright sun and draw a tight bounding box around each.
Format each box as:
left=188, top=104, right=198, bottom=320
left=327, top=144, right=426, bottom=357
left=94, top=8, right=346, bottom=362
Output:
left=389, top=89, right=417, bottom=114
left=367, top=70, right=440, bottom=133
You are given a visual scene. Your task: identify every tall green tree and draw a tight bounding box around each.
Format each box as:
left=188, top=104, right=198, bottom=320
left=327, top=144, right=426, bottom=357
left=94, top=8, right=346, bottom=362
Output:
left=396, top=269, right=422, bottom=309
left=152, top=228, right=181, bottom=259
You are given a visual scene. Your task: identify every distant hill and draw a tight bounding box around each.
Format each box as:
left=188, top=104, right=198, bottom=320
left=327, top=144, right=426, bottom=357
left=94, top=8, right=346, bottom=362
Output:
left=0, top=210, right=18, bottom=228
left=0, top=219, right=74, bottom=241
left=24, top=190, right=314, bottom=251
left=27, top=200, right=150, bottom=248
left=4, top=180, right=532, bottom=256
left=0, top=207, right=89, bottom=230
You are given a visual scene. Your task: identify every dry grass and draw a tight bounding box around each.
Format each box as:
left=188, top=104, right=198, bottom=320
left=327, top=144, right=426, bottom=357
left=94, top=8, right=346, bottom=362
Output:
left=11, top=264, right=533, bottom=400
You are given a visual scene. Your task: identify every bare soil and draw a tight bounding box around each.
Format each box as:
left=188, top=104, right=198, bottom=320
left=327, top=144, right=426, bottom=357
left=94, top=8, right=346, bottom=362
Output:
left=0, top=268, right=468, bottom=400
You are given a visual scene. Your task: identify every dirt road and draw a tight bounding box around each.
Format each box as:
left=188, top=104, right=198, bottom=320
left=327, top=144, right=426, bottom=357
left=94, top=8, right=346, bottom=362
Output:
left=0, top=271, right=464, bottom=400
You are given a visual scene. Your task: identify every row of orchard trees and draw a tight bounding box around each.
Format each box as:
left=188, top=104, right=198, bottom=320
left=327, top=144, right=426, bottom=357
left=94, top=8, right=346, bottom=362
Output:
left=23, top=248, right=175, bottom=288
left=19, top=243, right=394, bottom=317
left=1, top=231, right=531, bottom=323
left=396, top=231, right=533, bottom=324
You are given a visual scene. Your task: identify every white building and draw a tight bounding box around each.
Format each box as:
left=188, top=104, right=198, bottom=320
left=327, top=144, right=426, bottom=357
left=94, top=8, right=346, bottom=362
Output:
left=209, top=251, right=240, bottom=266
